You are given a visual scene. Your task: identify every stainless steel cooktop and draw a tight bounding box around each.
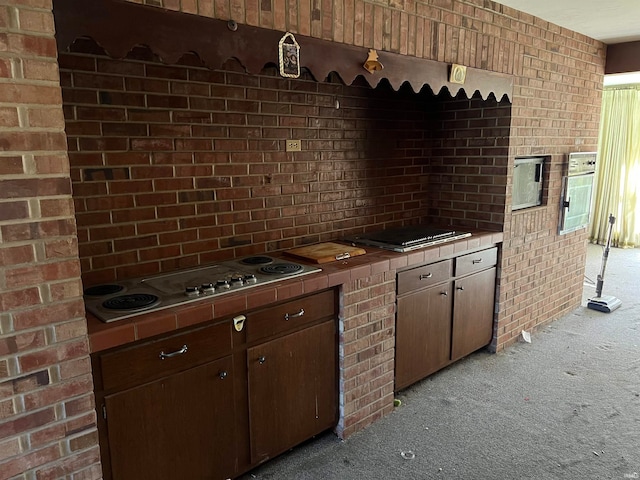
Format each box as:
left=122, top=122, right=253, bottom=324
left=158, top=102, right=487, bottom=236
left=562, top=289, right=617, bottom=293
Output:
left=83, top=256, right=321, bottom=323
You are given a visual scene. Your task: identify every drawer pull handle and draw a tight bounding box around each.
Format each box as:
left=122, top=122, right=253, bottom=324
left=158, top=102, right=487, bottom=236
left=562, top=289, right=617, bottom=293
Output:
left=219, top=371, right=228, bottom=379
left=472, top=259, right=483, bottom=264
left=457, top=286, right=465, bottom=291
left=440, top=291, right=448, bottom=296
left=284, top=308, right=305, bottom=321
left=159, top=344, right=188, bottom=360
left=258, top=356, right=266, bottom=365
left=419, top=273, right=433, bottom=280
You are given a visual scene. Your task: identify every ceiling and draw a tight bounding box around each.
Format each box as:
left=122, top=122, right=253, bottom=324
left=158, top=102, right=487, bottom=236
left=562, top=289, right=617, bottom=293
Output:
left=493, top=0, right=640, bottom=45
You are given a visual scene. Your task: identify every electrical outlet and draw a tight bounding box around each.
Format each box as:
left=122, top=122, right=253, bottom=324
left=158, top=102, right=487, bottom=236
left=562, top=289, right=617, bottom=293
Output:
left=286, top=139, right=301, bottom=152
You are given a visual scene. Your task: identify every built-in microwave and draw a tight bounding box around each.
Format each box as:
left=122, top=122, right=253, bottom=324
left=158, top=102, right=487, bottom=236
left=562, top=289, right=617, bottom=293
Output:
left=512, top=156, right=545, bottom=210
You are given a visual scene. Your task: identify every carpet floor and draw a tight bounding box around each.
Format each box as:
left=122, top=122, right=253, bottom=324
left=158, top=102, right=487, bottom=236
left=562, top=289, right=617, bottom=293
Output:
left=241, top=244, right=640, bottom=480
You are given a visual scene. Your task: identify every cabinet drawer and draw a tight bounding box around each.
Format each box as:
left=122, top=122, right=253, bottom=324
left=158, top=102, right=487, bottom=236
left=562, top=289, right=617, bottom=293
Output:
left=397, top=259, right=452, bottom=295
left=246, top=289, right=336, bottom=343
left=99, top=321, right=231, bottom=392
left=455, top=247, right=498, bottom=277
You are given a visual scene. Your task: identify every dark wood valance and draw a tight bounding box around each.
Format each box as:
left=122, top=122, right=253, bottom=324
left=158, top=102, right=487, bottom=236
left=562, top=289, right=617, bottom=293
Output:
left=605, top=41, right=640, bottom=74
left=53, top=0, right=512, bottom=101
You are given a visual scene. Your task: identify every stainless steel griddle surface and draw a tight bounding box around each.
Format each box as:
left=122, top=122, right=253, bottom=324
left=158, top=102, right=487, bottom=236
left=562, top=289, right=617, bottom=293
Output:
left=345, top=226, right=471, bottom=252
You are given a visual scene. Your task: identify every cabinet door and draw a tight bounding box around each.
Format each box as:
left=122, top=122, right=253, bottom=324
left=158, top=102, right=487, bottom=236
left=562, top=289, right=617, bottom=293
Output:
left=395, top=283, right=452, bottom=390
left=451, top=267, right=496, bottom=361
left=104, top=356, right=236, bottom=480
left=247, top=320, right=337, bottom=464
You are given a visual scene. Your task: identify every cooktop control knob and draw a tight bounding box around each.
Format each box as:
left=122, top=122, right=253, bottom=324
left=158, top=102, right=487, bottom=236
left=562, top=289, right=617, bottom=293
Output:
left=243, top=274, right=257, bottom=285
left=230, top=275, right=244, bottom=287
left=215, top=280, right=230, bottom=292
left=201, top=283, right=214, bottom=294
left=185, top=286, right=200, bottom=297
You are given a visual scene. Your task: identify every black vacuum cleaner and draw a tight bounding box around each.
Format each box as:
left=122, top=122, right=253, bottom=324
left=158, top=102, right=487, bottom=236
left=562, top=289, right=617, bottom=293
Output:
left=587, top=214, right=622, bottom=313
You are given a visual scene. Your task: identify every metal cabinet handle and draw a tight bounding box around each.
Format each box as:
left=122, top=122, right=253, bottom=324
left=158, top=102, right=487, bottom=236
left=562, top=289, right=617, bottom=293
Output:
left=284, top=308, right=304, bottom=321
left=219, top=371, right=228, bottom=379
left=159, top=344, right=188, bottom=360
left=419, top=273, right=433, bottom=280
left=258, top=356, right=266, bottom=365
left=457, top=286, right=465, bottom=291
left=472, top=259, right=483, bottom=264
left=440, top=291, right=448, bottom=296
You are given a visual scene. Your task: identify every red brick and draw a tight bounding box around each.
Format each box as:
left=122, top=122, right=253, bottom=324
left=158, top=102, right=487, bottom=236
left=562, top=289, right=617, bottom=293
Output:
left=33, top=154, right=71, bottom=175
left=18, top=339, right=89, bottom=376
left=33, top=447, right=101, bottom=480
left=0, top=407, right=56, bottom=438
left=22, top=59, right=59, bottom=82
left=0, top=106, right=19, bottom=127
left=6, top=31, right=57, bottom=57
left=60, top=356, right=91, bottom=382
left=0, top=437, right=21, bottom=462
left=0, top=245, right=34, bottom=267
left=0, top=287, right=41, bottom=311
left=49, top=279, right=83, bottom=302
left=0, top=131, right=67, bottom=153
left=69, top=430, right=99, bottom=453
left=0, top=156, right=24, bottom=174
left=41, top=202, right=75, bottom=225
left=0, top=200, right=29, bottom=221
left=0, top=444, right=62, bottom=479
left=13, top=300, right=85, bottom=331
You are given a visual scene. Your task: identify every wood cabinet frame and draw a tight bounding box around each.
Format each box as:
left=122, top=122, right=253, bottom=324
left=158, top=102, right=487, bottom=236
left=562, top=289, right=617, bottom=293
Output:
left=395, top=247, right=498, bottom=391
left=91, top=288, right=339, bottom=480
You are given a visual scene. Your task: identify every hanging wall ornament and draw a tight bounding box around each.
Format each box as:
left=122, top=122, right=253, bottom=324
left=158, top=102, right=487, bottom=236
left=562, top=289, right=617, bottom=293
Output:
left=278, top=32, right=300, bottom=78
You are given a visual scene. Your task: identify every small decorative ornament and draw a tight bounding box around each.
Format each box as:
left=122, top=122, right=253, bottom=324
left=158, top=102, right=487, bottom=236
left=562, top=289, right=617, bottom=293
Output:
left=449, top=64, right=467, bottom=84
left=279, top=32, right=300, bottom=78
left=363, top=49, right=384, bottom=74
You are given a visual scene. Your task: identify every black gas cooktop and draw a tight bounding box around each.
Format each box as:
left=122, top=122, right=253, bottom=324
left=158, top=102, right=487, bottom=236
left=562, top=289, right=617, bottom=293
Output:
left=345, top=226, right=471, bottom=252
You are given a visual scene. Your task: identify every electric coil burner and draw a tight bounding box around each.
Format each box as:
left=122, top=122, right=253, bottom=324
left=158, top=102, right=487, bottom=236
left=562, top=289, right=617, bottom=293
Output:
left=260, top=263, right=303, bottom=275
left=84, top=256, right=321, bottom=323
left=241, top=256, right=273, bottom=265
left=102, top=293, right=160, bottom=311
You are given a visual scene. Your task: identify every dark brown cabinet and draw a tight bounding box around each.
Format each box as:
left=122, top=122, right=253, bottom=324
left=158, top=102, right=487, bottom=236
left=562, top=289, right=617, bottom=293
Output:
left=395, top=282, right=452, bottom=390
left=247, top=320, right=337, bottom=464
left=93, top=321, right=236, bottom=480
left=395, top=247, right=498, bottom=391
left=104, top=357, right=236, bottom=480
left=451, top=267, right=496, bottom=361
left=92, top=288, right=338, bottom=480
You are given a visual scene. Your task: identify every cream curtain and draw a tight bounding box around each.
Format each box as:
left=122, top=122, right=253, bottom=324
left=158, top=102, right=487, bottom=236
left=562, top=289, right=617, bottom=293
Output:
left=590, top=86, right=640, bottom=247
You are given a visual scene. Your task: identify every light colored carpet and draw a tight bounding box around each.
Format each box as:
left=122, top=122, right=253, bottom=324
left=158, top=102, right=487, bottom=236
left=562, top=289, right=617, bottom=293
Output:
left=241, top=244, right=640, bottom=480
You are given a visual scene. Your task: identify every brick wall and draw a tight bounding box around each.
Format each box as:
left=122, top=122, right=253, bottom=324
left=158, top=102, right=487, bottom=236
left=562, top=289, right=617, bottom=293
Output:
left=0, top=1, right=101, bottom=479
left=339, top=266, right=396, bottom=437
left=2, top=0, right=606, bottom=477
left=498, top=18, right=604, bottom=349
left=119, top=0, right=604, bottom=351
left=60, top=40, right=510, bottom=289
left=427, top=91, right=511, bottom=230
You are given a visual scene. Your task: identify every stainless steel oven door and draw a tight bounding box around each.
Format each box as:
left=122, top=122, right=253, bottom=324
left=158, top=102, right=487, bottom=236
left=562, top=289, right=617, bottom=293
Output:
left=559, top=173, right=595, bottom=235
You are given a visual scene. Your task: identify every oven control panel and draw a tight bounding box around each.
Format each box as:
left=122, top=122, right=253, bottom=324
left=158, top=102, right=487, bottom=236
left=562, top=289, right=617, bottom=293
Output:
left=568, top=152, right=597, bottom=176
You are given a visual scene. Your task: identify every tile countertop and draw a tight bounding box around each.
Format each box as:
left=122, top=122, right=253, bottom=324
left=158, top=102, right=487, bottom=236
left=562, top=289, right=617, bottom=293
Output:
left=86, top=230, right=503, bottom=353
